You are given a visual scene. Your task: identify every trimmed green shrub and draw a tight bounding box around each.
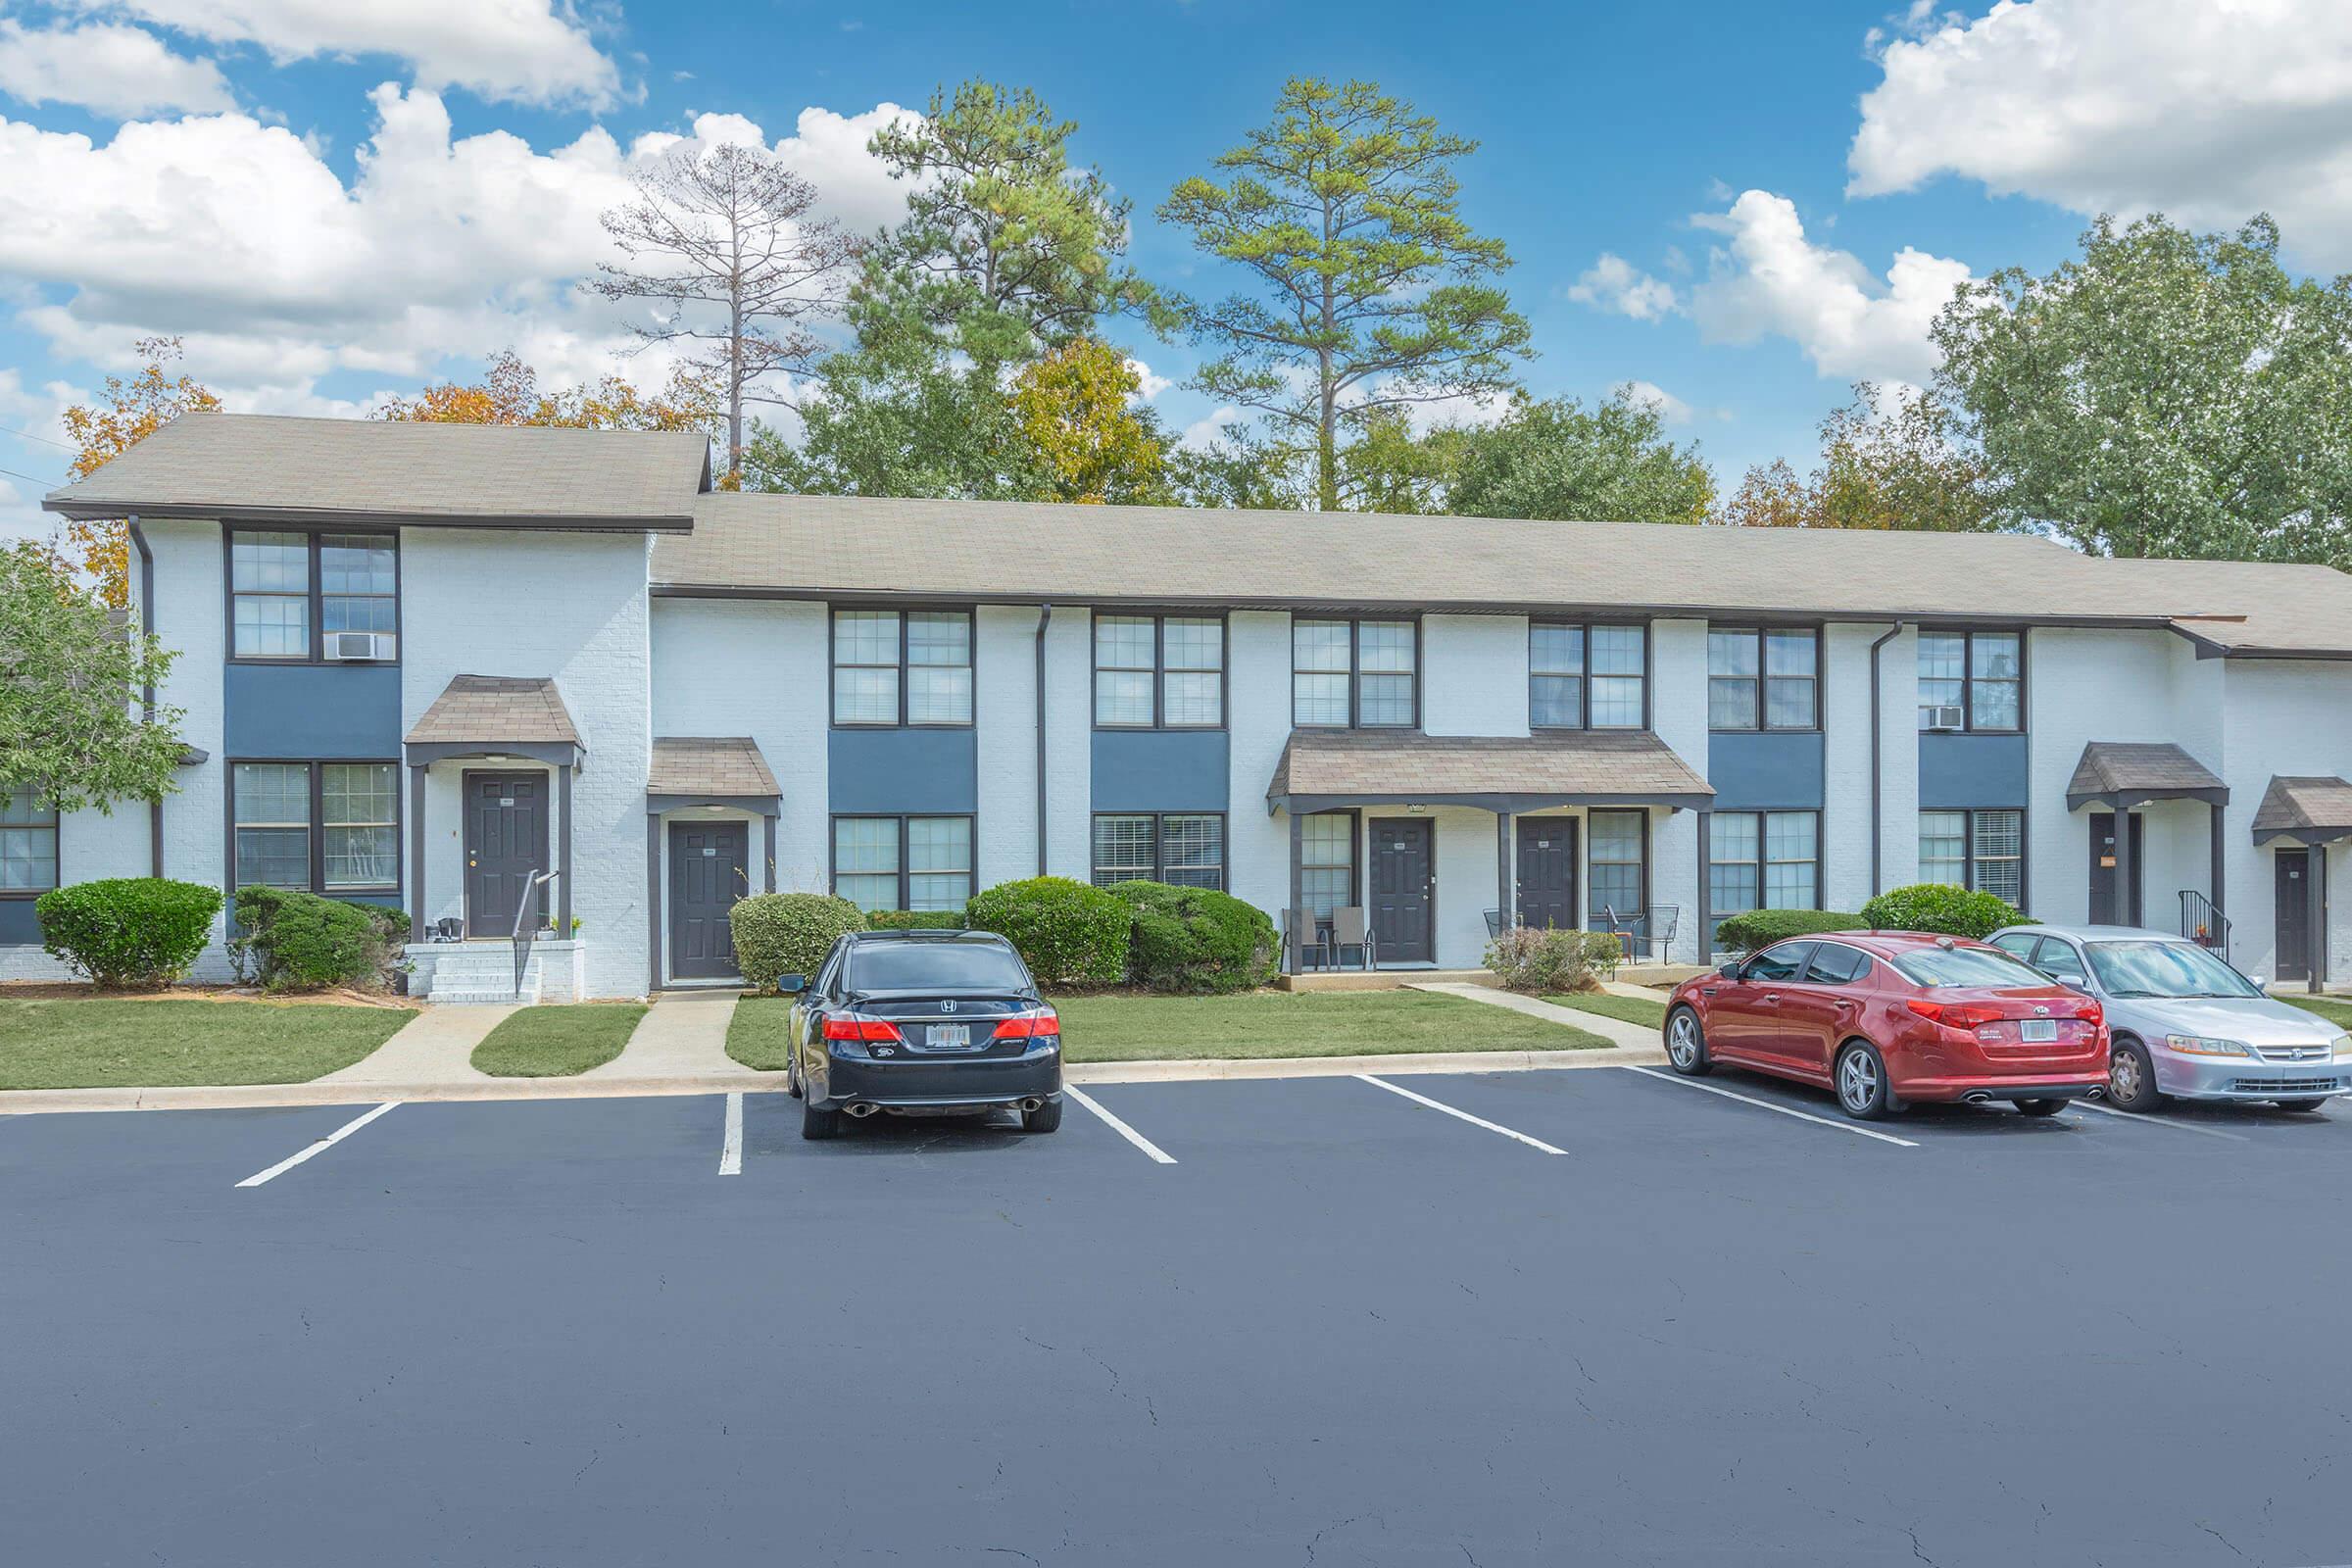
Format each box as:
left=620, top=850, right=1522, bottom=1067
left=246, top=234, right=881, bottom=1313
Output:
left=865, top=907, right=966, bottom=931
left=963, top=876, right=1130, bottom=987
left=229, top=886, right=405, bottom=993
left=730, top=892, right=866, bottom=993
left=1485, top=925, right=1615, bottom=994
left=1858, top=883, right=2028, bottom=940
left=1103, top=880, right=1278, bottom=994
left=1712, top=908, right=1867, bottom=955
left=36, top=877, right=220, bottom=988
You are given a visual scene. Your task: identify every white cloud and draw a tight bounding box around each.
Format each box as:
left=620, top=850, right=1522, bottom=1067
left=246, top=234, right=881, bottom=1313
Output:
left=1563, top=253, right=1680, bottom=320
left=60, top=0, right=624, bottom=109
left=1849, top=0, right=2352, bottom=265
left=1178, top=405, right=1244, bottom=451
left=1125, top=358, right=1172, bottom=402
left=1613, top=379, right=1694, bottom=425
left=1688, top=189, right=1971, bottom=385
left=0, top=20, right=235, bottom=117
left=0, top=87, right=916, bottom=412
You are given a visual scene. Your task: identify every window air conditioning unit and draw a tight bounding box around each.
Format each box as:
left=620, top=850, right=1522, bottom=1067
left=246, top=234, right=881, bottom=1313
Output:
left=324, top=631, right=397, bottom=662
left=1922, top=703, right=1966, bottom=731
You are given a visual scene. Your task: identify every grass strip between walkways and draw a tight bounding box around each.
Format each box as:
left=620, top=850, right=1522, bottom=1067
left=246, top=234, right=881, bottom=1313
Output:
left=1540, top=990, right=1669, bottom=1030
left=726, top=997, right=796, bottom=1071
left=0, top=998, right=411, bottom=1090
left=470, top=1004, right=649, bottom=1078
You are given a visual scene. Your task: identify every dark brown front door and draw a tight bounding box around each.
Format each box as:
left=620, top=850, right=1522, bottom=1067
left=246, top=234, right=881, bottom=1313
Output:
left=2088, top=810, right=2144, bottom=926
left=670, top=821, right=750, bottom=979
left=1370, top=818, right=1435, bottom=964
left=1516, top=819, right=1579, bottom=931
left=465, top=772, right=548, bottom=938
left=2277, top=849, right=2319, bottom=984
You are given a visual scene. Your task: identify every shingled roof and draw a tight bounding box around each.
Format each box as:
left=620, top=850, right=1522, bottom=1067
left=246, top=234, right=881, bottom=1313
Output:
left=1267, top=729, right=1713, bottom=811
left=2252, top=776, right=2352, bottom=844
left=405, top=675, right=580, bottom=747
left=649, top=737, right=779, bottom=799
left=2064, top=742, right=2229, bottom=808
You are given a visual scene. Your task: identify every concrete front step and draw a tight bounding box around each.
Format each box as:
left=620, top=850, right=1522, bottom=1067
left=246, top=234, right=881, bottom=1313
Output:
left=406, top=938, right=583, bottom=1004
left=429, top=986, right=542, bottom=1006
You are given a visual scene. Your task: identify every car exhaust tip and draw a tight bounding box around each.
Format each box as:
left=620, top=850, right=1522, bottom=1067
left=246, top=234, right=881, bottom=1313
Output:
left=1019, top=1098, right=1043, bottom=1113
left=1963, top=1091, right=1993, bottom=1105
left=844, top=1102, right=879, bottom=1118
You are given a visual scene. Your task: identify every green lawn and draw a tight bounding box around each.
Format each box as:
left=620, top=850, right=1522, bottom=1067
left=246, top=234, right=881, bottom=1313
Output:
left=1541, top=990, right=1669, bottom=1030
left=0, top=999, right=411, bottom=1090
left=726, top=996, right=796, bottom=1071
left=1054, top=989, right=1611, bottom=1061
left=470, top=1004, right=648, bottom=1078
left=2278, top=995, right=2352, bottom=1031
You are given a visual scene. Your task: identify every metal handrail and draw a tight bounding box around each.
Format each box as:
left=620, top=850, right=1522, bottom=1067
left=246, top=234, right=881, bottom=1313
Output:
left=511, top=868, right=563, bottom=997
left=2179, top=888, right=2230, bottom=956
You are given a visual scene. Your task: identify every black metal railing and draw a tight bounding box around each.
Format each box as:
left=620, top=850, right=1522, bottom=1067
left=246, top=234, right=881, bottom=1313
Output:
left=511, top=869, right=562, bottom=997
left=2179, top=889, right=2230, bottom=955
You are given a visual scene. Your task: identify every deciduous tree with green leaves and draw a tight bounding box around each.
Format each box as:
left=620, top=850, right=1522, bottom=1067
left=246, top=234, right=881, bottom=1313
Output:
left=0, top=542, right=188, bottom=817
left=1448, top=392, right=1715, bottom=524
left=1008, top=339, right=1169, bottom=503
left=1721, top=382, right=1990, bottom=532
left=1931, top=213, right=2352, bottom=564
left=1157, top=76, right=1532, bottom=512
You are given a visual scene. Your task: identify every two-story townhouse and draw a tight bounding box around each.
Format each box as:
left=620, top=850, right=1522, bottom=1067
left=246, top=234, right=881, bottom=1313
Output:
left=18, top=412, right=2352, bottom=1000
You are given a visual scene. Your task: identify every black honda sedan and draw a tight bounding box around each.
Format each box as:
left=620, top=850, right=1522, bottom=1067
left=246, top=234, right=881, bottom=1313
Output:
left=779, top=929, right=1064, bottom=1141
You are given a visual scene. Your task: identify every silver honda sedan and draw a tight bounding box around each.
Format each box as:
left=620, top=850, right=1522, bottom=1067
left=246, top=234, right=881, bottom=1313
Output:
left=1987, top=924, right=2351, bottom=1112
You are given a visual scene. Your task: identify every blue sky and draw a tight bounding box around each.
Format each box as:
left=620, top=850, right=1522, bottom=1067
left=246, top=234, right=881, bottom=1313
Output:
left=0, top=0, right=2345, bottom=531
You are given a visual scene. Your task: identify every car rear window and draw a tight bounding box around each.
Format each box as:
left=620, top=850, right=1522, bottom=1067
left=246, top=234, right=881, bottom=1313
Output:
left=1889, top=945, right=2049, bottom=989
left=847, top=941, right=1031, bottom=993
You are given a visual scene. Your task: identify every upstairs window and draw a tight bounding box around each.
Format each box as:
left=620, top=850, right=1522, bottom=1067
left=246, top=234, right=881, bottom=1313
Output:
left=832, top=610, right=973, bottom=726
left=230, top=530, right=399, bottom=662
left=1095, top=614, right=1224, bottom=728
left=1531, top=623, right=1645, bottom=730
left=320, top=535, right=397, bottom=637
left=1709, top=629, right=1818, bottom=730
left=1919, top=631, right=2021, bottom=732
left=1293, top=619, right=1416, bottom=729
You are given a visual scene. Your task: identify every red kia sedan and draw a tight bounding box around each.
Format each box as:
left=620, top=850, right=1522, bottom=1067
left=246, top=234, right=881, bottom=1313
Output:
left=1662, top=931, right=2108, bottom=1120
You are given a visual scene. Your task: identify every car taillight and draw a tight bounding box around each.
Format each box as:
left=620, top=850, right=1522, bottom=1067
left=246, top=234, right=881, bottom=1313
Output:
left=2076, top=1001, right=2103, bottom=1028
left=1905, top=999, right=2001, bottom=1030
left=993, top=1006, right=1060, bottom=1041
left=823, top=1014, right=903, bottom=1043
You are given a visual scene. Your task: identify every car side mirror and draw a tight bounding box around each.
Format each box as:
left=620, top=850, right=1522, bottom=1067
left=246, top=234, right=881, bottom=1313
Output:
left=1717, top=959, right=1742, bottom=980
left=2244, top=973, right=2267, bottom=989
left=774, top=972, right=808, bottom=995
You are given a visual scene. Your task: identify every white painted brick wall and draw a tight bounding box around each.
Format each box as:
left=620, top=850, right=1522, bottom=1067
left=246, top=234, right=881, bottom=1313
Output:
left=1424, top=614, right=1530, bottom=738
left=1649, top=618, right=1707, bottom=962
left=1227, top=610, right=1293, bottom=930
left=2217, top=659, right=2352, bottom=980
left=975, top=605, right=1044, bottom=888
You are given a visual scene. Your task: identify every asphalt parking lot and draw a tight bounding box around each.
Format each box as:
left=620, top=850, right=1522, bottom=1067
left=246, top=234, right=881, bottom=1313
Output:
left=7, top=1066, right=2352, bottom=1568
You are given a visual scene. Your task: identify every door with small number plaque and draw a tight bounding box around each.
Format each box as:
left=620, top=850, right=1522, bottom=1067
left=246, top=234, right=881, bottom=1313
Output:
left=1369, top=818, right=1435, bottom=964
left=670, top=821, right=750, bottom=979
left=1515, top=820, right=1579, bottom=931
left=464, top=772, right=548, bottom=939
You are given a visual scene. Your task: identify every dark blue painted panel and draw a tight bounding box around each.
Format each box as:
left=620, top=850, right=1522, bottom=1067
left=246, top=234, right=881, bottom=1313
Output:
left=1706, top=731, right=1825, bottom=810
left=0, top=899, right=40, bottom=944
left=224, top=664, right=403, bottom=758
left=828, top=728, right=979, bottom=814
left=1091, top=730, right=1231, bottom=812
left=1919, top=732, right=2030, bottom=808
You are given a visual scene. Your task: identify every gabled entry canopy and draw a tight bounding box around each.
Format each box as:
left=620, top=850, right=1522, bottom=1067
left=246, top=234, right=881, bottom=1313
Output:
left=2064, top=741, right=2228, bottom=811
left=647, top=736, right=781, bottom=813
left=1267, top=729, right=1713, bottom=814
left=404, top=674, right=583, bottom=767
left=2252, top=775, right=2352, bottom=846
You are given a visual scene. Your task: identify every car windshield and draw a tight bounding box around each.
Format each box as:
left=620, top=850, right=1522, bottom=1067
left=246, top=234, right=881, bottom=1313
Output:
left=848, top=942, right=1030, bottom=993
left=1888, top=945, right=2050, bottom=989
left=2083, top=941, right=2261, bottom=1000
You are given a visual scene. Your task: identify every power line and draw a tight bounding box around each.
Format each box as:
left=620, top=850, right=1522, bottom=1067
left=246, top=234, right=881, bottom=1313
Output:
left=0, top=463, right=60, bottom=488
left=0, top=420, right=72, bottom=452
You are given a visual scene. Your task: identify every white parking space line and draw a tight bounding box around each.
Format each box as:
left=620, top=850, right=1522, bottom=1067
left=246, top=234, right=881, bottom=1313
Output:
left=718, top=1092, right=743, bottom=1175
left=1066, top=1088, right=1177, bottom=1164
left=1355, top=1074, right=1567, bottom=1155
left=235, top=1102, right=401, bottom=1188
left=2073, top=1099, right=2249, bottom=1142
left=1622, top=1066, right=1920, bottom=1148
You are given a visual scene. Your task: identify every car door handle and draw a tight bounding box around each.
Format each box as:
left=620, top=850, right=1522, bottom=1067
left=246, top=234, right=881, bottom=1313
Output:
left=1760, top=993, right=1781, bottom=1004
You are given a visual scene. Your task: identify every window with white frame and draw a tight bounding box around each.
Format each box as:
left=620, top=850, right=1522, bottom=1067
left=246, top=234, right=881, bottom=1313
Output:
left=1709, top=629, right=1817, bottom=730
left=1091, top=812, right=1226, bottom=889
left=1298, top=812, right=1355, bottom=917
left=233, top=761, right=400, bottom=894
left=831, top=610, right=973, bottom=726
left=320, top=535, right=397, bottom=637
left=1095, top=614, right=1224, bottom=727
left=0, top=782, right=58, bottom=893
left=230, top=530, right=399, bottom=661
left=1532, top=623, right=1645, bottom=729
left=1918, top=631, right=2022, bottom=732
left=831, top=816, right=973, bottom=911
left=1589, top=809, right=1646, bottom=924
left=1709, top=810, right=1819, bottom=928
left=321, top=764, right=399, bottom=890
left=1919, top=808, right=2024, bottom=905
left=1293, top=619, right=1415, bottom=728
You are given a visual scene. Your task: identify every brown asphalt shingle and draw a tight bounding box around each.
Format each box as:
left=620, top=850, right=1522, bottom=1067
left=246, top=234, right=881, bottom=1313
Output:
left=649, top=737, right=780, bottom=797
left=1268, top=729, right=1713, bottom=807
left=2253, top=775, right=2352, bottom=838
left=2065, top=742, right=2228, bottom=802
left=405, top=675, right=580, bottom=746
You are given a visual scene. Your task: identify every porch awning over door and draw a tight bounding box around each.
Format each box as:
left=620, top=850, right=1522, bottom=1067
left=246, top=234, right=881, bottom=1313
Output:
left=1266, top=729, right=1713, bottom=813
left=2252, top=775, right=2352, bottom=845
left=647, top=736, right=781, bottom=812
left=2064, top=741, right=2227, bottom=810
left=403, top=674, right=583, bottom=767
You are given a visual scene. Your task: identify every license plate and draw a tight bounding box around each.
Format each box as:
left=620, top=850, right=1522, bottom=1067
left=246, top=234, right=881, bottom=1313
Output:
left=2020, top=1019, right=2058, bottom=1043
left=927, top=1023, right=970, bottom=1050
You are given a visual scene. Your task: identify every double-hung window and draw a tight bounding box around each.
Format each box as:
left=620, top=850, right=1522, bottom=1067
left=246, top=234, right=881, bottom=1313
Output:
left=832, top=815, right=973, bottom=911
left=1708, top=810, right=1820, bottom=928
left=1589, top=809, right=1647, bottom=924
left=1293, top=619, right=1416, bottom=728
left=1708, top=629, right=1818, bottom=730
left=232, top=761, right=400, bottom=894
left=1918, top=630, right=2022, bottom=731
left=1530, top=623, right=1645, bottom=729
left=0, top=783, right=58, bottom=893
left=832, top=610, right=973, bottom=726
left=229, top=530, right=399, bottom=661
left=1919, top=809, right=2023, bottom=906
left=1091, top=813, right=1226, bottom=889
left=1298, top=812, right=1356, bottom=917
left=1094, top=615, right=1224, bottom=727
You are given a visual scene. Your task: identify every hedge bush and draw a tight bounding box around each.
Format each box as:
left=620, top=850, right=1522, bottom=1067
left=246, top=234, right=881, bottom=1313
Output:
left=963, top=876, right=1130, bottom=986
left=229, top=886, right=407, bottom=993
left=1485, top=925, right=1615, bottom=994
left=865, top=908, right=966, bottom=931
left=1102, top=880, right=1278, bottom=994
left=730, top=892, right=866, bottom=993
left=36, top=877, right=221, bottom=988
left=1858, top=883, right=2028, bottom=940
left=1711, top=908, right=1867, bottom=955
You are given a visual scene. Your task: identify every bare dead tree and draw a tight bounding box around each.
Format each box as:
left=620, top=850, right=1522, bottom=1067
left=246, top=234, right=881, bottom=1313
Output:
left=590, top=141, right=859, bottom=476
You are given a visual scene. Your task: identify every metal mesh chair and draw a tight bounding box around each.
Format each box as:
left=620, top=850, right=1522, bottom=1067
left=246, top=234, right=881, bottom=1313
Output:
left=1284, top=908, right=1331, bottom=972
left=1333, top=906, right=1377, bottom=970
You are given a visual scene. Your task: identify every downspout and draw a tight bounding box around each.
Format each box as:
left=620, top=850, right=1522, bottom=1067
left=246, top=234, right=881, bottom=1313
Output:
left=1867, top=622, right=1902, bottom=899
left=129, top=517, right=163, bottom=879
left=1034, top=603, right=1052, bottom=877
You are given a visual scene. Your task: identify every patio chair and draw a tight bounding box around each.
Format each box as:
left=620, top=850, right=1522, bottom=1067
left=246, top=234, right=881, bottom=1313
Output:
left=1283, top=908, right=1331, bottom=973
left=1597, top=905, right=1640, bottom=977
left=1645, top=906, right=1681, bottom=964
left=1482, top=907, right=1504, bottom=939
left=1333, top=906, right=1377, bottom=970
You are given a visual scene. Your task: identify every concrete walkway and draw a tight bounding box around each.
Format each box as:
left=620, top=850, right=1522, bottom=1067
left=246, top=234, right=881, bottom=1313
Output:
left=318, top=1004, right=512, bottom=1086
left=585, top=989, right=760, bottom=1079
left=1407, top=981, right=1661, bottom=1052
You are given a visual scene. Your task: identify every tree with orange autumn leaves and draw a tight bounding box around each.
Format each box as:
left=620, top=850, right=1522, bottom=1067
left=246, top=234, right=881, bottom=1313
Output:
left=60, top=337, right=220, bottom=606
left=371, top=349, right=720, bottom=436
